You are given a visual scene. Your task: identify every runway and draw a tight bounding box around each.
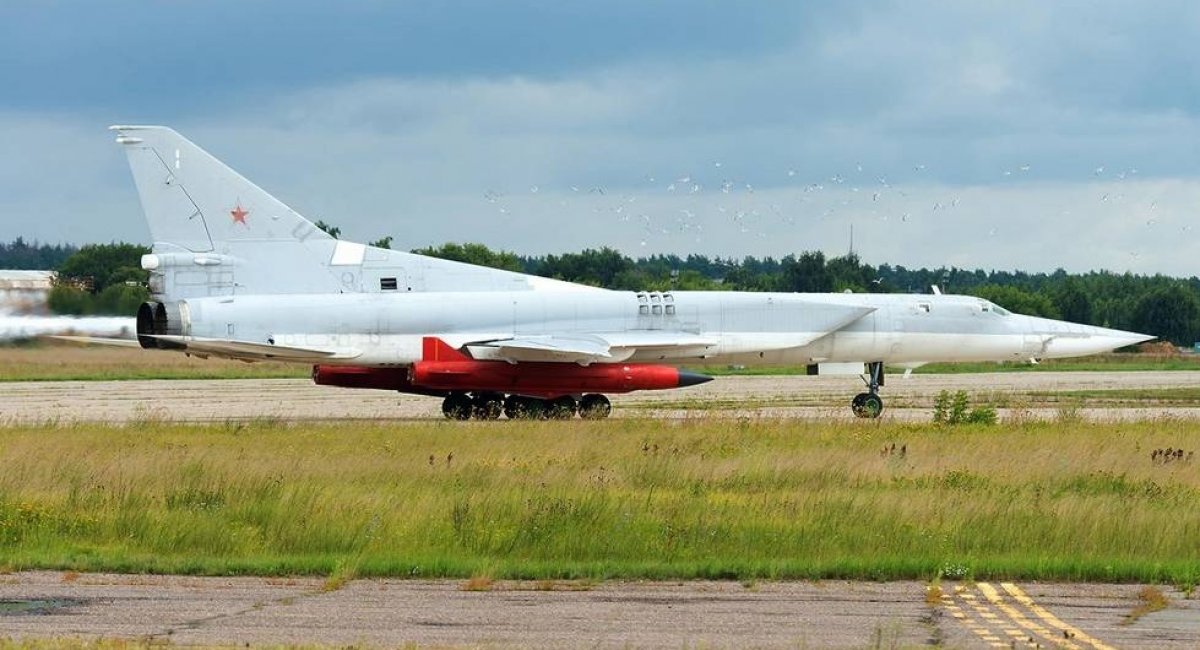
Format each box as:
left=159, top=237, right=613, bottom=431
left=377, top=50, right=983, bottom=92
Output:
left=1, top=572, right=1197, bottom=648
left=3, top=370, right=1199, bottom=423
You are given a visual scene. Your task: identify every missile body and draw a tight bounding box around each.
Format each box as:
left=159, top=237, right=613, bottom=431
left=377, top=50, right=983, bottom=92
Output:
left=313, top=361, right=711, bottom=398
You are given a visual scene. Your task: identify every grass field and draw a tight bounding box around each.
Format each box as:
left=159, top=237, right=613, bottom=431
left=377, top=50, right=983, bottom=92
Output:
left=0, top=418, right=1196, bottom=586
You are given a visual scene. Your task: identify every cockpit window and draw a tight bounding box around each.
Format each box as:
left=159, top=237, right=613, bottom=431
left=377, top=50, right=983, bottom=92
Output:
left=978, top=301, right=1011, bottom=316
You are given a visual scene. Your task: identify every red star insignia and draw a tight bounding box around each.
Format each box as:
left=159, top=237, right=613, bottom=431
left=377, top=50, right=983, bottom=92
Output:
left=230, top=204, right=249, bottom=225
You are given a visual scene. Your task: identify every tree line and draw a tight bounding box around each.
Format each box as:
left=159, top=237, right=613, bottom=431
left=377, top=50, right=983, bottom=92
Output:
left=0, top=237, right=77, bottom=270
left=7, top=237, right=1198, bottom=346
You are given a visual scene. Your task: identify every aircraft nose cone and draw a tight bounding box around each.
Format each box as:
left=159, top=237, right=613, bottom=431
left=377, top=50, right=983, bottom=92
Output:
left=1037, top=322, right=1156, bottom=358
left=677, top=370, right=714, bottom=388
left=1111, top=331, right=1157, bottom=348
left=1082, top=325, right=1155, bottom=350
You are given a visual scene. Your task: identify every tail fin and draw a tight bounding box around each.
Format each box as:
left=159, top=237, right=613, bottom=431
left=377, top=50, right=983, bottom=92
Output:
left=111, top=125, right=599, bottom=299
left=112, top=125, right=343, bottom=297
left=422, top=336, right=472, bottom=362
left=111, top=125, right=333, bottom=253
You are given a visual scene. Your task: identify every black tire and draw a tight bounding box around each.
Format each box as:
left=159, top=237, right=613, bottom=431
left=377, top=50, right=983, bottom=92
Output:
left=546, top=396, right=578, bottom=420
left=851, top=392, right=868, bottom=417
left=472, top=392, right=503, bottom=420
left=852, top=392, right=883, bottom=419
left=578, top=394, right=612, bottom=420
left=506, top=396, right=545, bottom=420
left=442, top=393, right=472, bottom=420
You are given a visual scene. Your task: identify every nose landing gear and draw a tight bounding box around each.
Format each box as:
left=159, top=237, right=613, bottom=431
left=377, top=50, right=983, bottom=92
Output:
left=851, top=361, right=885, bottom=419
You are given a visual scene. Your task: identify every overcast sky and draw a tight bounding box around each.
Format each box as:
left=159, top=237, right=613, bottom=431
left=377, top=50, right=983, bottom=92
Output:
left=1, top=1, right=1198, bottom=275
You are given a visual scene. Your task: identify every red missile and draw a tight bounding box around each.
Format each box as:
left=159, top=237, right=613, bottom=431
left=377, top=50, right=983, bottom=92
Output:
left=311, top=365, right=439, bottom=396
left=313, top=337, right=712, bottom=398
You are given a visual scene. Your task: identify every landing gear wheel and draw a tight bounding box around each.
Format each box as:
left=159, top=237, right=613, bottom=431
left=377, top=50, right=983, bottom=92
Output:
left=546, top=396, right=577, bottom=420
left=504, top=396, right=545, bottom=420
left=442, top=392, right=473, bottom=420
left=578, top=394, right=612, bottom=420
left=851, top=392, right=883, bottom=419
left=850, top=361, right=885, bottom=419
left=472, top=392, right=503, bottom=420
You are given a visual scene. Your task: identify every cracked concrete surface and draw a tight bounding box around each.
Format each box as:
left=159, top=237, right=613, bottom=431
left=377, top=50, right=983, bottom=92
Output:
left=0, top=573, right=1196, bottom=648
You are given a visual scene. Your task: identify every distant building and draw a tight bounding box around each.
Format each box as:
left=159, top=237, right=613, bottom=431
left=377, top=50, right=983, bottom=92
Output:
left=0, top=270, right=56, bottom=315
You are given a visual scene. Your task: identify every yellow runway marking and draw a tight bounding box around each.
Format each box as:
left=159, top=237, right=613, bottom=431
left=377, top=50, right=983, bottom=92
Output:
left=945, top=589, right=1036, bottom=648
left=977, top=581, right=1079, bottom=648
left=1001, top=582, right=1117, bottom=650
left=941, top=596, right=1003, bottom=647
left=940, top=581, right=1116, bottom=649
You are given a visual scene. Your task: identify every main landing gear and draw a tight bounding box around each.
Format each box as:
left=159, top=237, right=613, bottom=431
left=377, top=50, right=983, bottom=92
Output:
left=851, top=361, right=885, bottom=419
left=442, top=392, right=612, bottom=420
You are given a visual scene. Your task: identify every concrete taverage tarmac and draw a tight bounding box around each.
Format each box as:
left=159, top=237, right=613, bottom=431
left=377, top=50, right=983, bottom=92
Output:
left=3, top=371, right=1200, bottom=423
left=0, top=573, right=1197, bottom=648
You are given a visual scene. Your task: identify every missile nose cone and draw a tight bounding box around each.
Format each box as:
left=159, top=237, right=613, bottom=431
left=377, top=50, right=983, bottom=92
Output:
left=677, top=370, right=714, bottom=388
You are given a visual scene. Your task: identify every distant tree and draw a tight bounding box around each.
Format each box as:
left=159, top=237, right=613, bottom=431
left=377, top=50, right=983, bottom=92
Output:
left=414, top=242, right=524, bottom=273
left=533, top=247, right=632, bottom=287
left=826, top=253, right=878, bottom=292
left=1052, top=277, right=1093, bottom=324
left=0, top=237, right=77, bottom=269
left=605, top=267, right=720, bottom=291
left=610, top=268, right=656, bottom=291
left=673, top=269, right=721, bottom=290
left=97, top=284, right=150, bottom=315
left=48, top=243, right=150, bottom=315
left=722, top=256, right=780, bottom=291
left=314, top=220, right=341, bottom=239
left=1131, top=284, right=1199, bottom=346
left=781, top=251, right=833, bottom=292
left=722, top=265, right=775, bottom=291
left=46, top=285, right=90, bottom=315
left=369, top=236, right=393, bottom=249
left=46, top=282, right=148, bottom=316
left=56, top=243, right=150, bottom=293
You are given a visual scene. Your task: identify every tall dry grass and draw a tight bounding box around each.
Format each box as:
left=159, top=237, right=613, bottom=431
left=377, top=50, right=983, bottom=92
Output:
left=0, top=417, right=1196, bottom=583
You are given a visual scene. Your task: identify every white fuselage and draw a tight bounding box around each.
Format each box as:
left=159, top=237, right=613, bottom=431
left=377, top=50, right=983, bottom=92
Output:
left=173, top=289, right=1147, bottom=367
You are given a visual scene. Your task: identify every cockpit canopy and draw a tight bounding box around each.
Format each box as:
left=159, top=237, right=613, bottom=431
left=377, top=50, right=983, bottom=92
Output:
left=977, top=299, right=1012, bottom=316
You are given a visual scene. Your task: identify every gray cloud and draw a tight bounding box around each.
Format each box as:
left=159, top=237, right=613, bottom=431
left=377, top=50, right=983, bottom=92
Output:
left=1, top=2, right=1198, bottom=276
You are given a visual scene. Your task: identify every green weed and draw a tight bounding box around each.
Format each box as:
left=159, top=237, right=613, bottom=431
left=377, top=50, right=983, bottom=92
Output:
left=0, top=419, right=1195, bottom=583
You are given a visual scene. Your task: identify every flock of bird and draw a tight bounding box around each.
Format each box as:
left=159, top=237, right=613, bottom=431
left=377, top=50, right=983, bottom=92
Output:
left=478, top=160, right=1168, bottom=263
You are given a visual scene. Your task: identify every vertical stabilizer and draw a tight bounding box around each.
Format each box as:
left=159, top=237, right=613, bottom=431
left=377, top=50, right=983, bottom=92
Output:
left=112, top=125, right=341, bottom=298
left=111, top=125, right=604, bottom=300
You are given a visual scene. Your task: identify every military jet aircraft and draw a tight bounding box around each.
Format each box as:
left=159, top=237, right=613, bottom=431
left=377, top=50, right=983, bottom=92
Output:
left=107, top=125, right=1153, bottom=419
